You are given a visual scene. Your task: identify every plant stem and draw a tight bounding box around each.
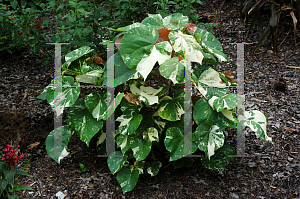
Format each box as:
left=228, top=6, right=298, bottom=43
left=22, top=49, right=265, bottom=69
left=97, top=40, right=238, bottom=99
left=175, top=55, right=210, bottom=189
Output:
left=150, top=72, right=166, bottom=85
left=153, top=68, right=170, bottom=85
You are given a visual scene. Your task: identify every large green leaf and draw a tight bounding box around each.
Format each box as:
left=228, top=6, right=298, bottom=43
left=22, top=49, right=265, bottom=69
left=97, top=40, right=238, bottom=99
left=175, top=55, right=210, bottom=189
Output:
left=164, top=127, right=197, bottom=161
left=168, top=30, right=203, bottom=64
left=132, top=161, right=146, bottom=174
left=84, top=91, right=123, bottom=121
left=201, top=141, right=236, bottom=172
left=143, top=127, right=159, bottom=142
left=195, top=123, right=225, bottom=160
left=0, top=179, right=8, bottom=196
left=85, top=91, right=107, bottom=120
left=193, top=98, right=217, bottom=125
left=152, top=116, right=167, bottom=134
left=62, top=59, right=89, bottom=76
left=112, top=14, right=167, bottom=32
left=209, top=93, right=244, bottom=112
left=36, top=76, right=80, bottom=115
left=221, top=109, right=236, bottom=123
left=194, top=100, right=236, bottom=132
left=112, top=22, right=147, bottom=32
left=102, top=51, right=141, bottom=87
left=45, top=125, right=73, bottom=164
left=63, top=55, right=104, bottom=76
left=153, top=84, right=170, bottom=97
left=116, top=134, right=136, bottom=154
left=75, top=69, right=103, bottom=84
left=131, top=138, right=152, bottom=161
left=119, top=101, right=140, bottom=119
left=116, top=114, right=143, bottom=135
left=142, top=14, right=164, bottom=27
left=192, top=64, right=228, bottom=98
left=195, top=28, right=230, bottom=63
left=157, top=89, right=184, bottom=121
left=163, top=13, right=189, bottom=30
left=66, top=105, right=103, bottom=147
left=117, top=167, right=139, bottom=194
left=216, top=111, right=237, bottom=130
left=195, top=83, right=228, bottom=99
left=3, top=169, right=15, bottom=186
left=127, top=114, right=143, bottom=135
left=62, top=46, right=94, bottom=69
left=120, top=27, right=172, bottom=80
left=107, top=151, right=127, bottom=174
left=137, top=112, right=166, bottom=136
left=198, top=67, right=226, bottom=88
left=203, top=52, right=218, bottom=66
left=192, top=63, right=210, bottom=81
left=15, top=170, right=33, bottom=177
left=111, top=92, right=125, bottom=116
left=129, top=83, right=160, bottom=106
left=146, top=161, right=162, bottom=177
left=166, top=114, right=184, bottom=132
left=159, top=57, right=185, bottom=84
left=239, top=110, right=272, bottom=143
left=192, top=98, right=236, bottom=131
left=11, top=0, right=18, bottom=10
left=12, top=185, right=34, bottom=192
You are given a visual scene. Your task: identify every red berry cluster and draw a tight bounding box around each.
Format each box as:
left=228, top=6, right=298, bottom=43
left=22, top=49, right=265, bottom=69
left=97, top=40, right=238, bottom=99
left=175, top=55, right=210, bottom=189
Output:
left=1, top=142, right=24, bottom=170
left=1, top=3, right=8, bottom=11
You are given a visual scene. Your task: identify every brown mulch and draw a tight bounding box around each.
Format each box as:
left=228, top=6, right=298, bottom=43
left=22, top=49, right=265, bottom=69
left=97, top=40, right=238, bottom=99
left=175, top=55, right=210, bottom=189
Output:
left=1, top=1, right=300, bottom=198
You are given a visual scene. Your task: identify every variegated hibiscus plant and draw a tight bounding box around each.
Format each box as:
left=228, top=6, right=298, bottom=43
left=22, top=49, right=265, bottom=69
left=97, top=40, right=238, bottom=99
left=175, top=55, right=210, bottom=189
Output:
left=37, top=13, right=273, bottom=193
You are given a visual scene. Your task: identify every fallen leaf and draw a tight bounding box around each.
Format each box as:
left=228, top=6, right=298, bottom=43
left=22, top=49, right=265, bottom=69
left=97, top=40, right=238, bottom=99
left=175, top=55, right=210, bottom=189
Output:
left=222, top=71, right=235, bottom=83
left=204, top=14, right=215, bottom=18
left=93, top=56, right=103, bottom=65
left=281, top=125, right=296, bottom=132
left=28, top=141, right=40, bottom=149
left=291, top=117, right=297, bottom=121
left=124, top=92, right=140, bottom=106
left=252, top=98, right=267, bottom=103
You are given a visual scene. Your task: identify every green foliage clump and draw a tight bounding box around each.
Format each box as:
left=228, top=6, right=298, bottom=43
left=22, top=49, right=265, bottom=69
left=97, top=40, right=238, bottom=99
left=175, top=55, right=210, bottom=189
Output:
left=37, top=13, right=273, bottom=194
left=0, top=0, right=217, bottom=67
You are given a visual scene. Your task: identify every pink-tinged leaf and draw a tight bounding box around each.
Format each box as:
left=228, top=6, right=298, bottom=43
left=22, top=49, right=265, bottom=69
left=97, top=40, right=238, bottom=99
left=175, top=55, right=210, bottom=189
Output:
left=185, top=23, right=197, bottom=35
left=115, top=35, right=124, bottom=50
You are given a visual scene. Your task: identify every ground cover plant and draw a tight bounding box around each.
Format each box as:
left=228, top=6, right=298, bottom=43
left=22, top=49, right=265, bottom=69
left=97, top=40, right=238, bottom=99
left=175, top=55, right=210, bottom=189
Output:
left=0, top=0, right=108, bottom=65
left=36, top=13, right=274, bottom=193
left=0, top=0, right=47, bottom=54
